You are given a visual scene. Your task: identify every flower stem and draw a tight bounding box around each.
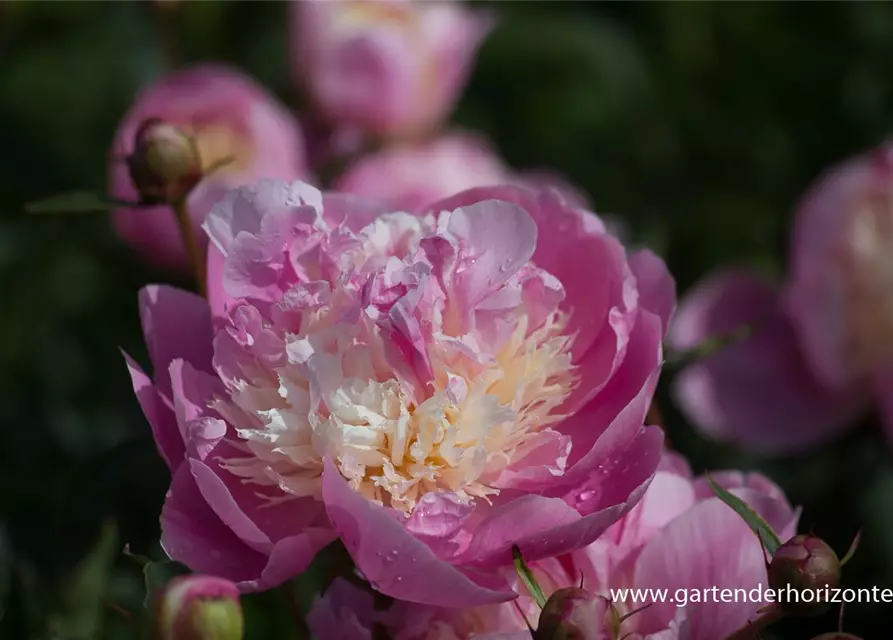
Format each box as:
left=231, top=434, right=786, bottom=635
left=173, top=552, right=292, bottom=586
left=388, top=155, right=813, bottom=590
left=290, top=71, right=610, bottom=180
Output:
left=171, top=199, right=206, bottom=297
left=722, top=605, right=784, bottom=640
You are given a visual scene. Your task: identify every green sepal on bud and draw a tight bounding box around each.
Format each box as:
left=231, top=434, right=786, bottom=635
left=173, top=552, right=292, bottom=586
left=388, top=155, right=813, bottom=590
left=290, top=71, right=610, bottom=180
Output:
left=127, top=118, right=203, bottom=206
left=534, top=587, right=610, bottom=640
left=768, top=534, right=841, bottom=616
left=155, top=574, right=244, bottom=640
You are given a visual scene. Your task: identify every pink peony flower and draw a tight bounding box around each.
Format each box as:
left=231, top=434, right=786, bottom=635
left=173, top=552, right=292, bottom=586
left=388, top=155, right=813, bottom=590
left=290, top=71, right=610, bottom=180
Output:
left=306, top=454, right=799, bottom=640
left=667, top=268, right=866, bottom=454
left=332, top=131, right=590, bottom=213
left=670, top=143, right=893, bottom=453
left=785, top=143, right=893, bottom=438
left=290, top=0, right=493, bottom=138
left=125, top=179, right=673, bottom=603
left=109, top=63, right=309, bottom=273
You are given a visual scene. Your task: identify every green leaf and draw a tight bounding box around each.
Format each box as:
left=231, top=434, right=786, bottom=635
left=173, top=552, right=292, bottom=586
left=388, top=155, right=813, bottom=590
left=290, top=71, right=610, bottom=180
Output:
left=512, top=545, right=547, bottom=609
left=25, top=191, right=131, bottom=214
left=705, top=476, right=783, bottom=555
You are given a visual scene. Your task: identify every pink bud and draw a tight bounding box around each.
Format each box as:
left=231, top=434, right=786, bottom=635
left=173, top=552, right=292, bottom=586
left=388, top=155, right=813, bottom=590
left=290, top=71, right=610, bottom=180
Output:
left=768, top=534, right=841, bottom=616
left=108, top=63, right=308, bottom=274
left=534, top=587, right=610, bottom=640
left=156, top=575, right=244, bottom=640
left=291, top=0, right=493, bottom=139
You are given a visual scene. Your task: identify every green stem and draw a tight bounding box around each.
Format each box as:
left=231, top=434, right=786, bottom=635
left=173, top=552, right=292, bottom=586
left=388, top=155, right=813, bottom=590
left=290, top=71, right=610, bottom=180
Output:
left=722, top=605, right=784, bottom=640
left=171, top=199, right=206, bottom=297
left=663, top=323, right=754, bottom=370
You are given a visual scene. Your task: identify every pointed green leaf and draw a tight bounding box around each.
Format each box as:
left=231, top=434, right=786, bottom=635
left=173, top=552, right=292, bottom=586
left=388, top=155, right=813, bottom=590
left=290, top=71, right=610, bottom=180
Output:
left=25, top=191, right=129, bottom=214
left=512, top=545, right=547, bottom=609
left=706, top=475, right=782, bottom=555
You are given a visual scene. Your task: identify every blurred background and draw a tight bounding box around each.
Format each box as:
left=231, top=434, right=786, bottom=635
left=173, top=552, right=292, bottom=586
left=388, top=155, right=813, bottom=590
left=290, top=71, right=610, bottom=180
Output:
left=2, top=1, right=893, bottom=638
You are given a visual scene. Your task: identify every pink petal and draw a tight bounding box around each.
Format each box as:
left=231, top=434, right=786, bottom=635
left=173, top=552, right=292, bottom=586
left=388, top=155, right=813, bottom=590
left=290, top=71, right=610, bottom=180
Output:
left=161, top=465, right=266, bottom=582
left=307, top=579, right=376, bottom=640
left=206, top=242, right=235, bottom=320
left=321, top=459, right=516, bottom=606
left=628, top=249, right=676, bottom=334
left=203, top=179, right=322, bottom=256
left=668, top=269, right=867, bottom=454
left=557, top=309, right=663, bottom=473
left=123, top=351, right=183, bottom=470
left=632, top=498, right=771, bottom=639
left=464, top=426, right=664, bottom=567
left=139, top=285, right=214, bottom=398
left=445, top=199, right=538, bottom=308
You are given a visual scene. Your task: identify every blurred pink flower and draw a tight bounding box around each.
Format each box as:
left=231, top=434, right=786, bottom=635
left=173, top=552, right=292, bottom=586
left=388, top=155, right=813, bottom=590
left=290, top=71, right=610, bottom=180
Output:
left=125, top=179, right=674, bottom=603
left=307, top=454, right=799, bottom=640
left=785, top=143, right=893, bottom=438
left=290, top=0, right=493, bottom=138
left=667, top=269, right=866, bottom=454
left=333, top=131, right=590, bottom=213
left=109, top=63, right=309, bottom=273
left=670, top=143, right=893, bottom=453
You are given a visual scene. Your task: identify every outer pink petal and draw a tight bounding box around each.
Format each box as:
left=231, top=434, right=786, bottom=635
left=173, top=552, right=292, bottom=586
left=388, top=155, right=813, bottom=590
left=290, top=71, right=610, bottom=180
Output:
left=628, top=249, right=676, bottom=334
left=139, top=285, right=214, bottom=397
left=321, top=459, right=516, bottom=607
left=462, top=426, right=664, bottom=568
left=668, top=269, right=867, bottom=454
left=123, top=351, right=183, bottom=470
left=161, top=465, right=267, bottom=582
left=307, top=579, right=376, bottom=640
left=162, top=466, right=333, bottom=593
left=632, top=498, right=772, bottom=639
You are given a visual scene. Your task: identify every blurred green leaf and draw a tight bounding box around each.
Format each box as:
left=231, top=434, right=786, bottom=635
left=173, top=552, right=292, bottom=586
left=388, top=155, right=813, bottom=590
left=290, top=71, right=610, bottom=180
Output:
left=25, top=191, right=128, bottom=214
left=46, top=519, right=118, bottom=639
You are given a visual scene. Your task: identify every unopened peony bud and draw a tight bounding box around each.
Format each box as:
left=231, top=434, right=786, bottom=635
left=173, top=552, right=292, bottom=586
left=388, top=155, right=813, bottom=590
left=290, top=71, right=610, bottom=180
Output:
left=157, top=575, right=244, bottom=640
left=127, top=118, right=202, bottom=205
left=534, top=587, right=609, bottom=640
left=768, top=534, right=841, bottom=616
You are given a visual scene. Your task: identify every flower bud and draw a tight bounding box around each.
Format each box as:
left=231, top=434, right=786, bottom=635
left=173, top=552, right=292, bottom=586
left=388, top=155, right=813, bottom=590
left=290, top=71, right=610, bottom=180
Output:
left=126, top=118, right=202, bottom=205
left=534, top=587, right=609, bottom=640
left=156, top=574, right=244, bottom=640
left=768, top=534, right=841, bottom=616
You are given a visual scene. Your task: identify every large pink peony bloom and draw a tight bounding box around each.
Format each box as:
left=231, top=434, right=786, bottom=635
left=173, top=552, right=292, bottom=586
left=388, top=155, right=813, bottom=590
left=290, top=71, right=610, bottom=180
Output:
left=109, top=64, right=308, bottom=273
left=290, top=0, right=493, bottom=138
left=333, top=131, right=590, bottom=214
left=306, top=454, right=799, bottom=639
left=125, top=179, right=673, bottom=604
left=670, top=143, right=893, bottom=453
